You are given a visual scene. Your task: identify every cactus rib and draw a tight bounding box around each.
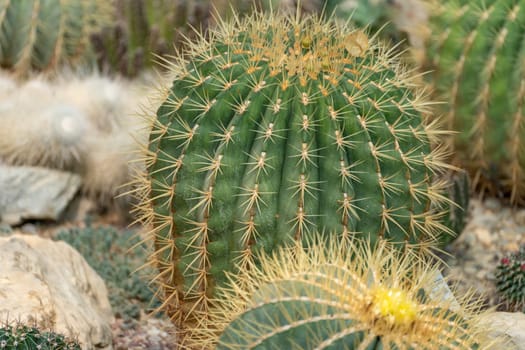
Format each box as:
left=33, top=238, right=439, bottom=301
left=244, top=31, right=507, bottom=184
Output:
left=0, top=0, right=108, bottom=75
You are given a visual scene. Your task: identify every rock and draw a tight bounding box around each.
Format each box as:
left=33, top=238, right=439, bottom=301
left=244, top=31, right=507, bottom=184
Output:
left=0, top=234, right=114, bottom=349
left=480, top=312, right=525, bottom=350
left=426, top=270, right=461, bottom=311
left=0, top=166, right=81, bottom=225
left=474, top=227, right=493, bottom=247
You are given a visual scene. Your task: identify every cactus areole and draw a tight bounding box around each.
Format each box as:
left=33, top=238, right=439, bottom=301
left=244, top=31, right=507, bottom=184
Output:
left=143, top=11, right=450, bottom=327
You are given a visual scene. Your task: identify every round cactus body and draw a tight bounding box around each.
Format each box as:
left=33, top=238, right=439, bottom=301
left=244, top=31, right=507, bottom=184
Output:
left=140, top=10, right=453, bottom=331
left=427, top=0, right=525, bottom=204
left=190, top=239, right=502, bottom=349
left=0, top=0, right=108, bottom=75
left=496, top=245, right=525, bottom=312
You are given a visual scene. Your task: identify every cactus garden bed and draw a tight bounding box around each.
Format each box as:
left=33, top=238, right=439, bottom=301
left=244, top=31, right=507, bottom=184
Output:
left=1, top=1, right=525, bottom=349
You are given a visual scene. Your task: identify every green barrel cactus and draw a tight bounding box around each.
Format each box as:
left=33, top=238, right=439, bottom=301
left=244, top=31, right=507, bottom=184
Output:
left=191, top=239, right=502, bottom=349
left=137, top=9, right=455, bottom=333
left=0, top=0, right=108, bottom=76
left=426, top=0, right=525, bottom=204
left=496, top=245, right=525, bottom=312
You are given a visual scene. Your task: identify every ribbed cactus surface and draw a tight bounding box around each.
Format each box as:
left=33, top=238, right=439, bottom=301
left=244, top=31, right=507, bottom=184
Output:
left=139, top=10, right=453, bottom=332
left=427, top=0, right=525, bottom=204
left=191, top=240, right=501, bottom=349
left=0, top=0, right=108, bottom=75
left=496, top=245, right=525, bottom=312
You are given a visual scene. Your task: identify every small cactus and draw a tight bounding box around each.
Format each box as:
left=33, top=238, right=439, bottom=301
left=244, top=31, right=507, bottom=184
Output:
left=0, top=322, right=80, bottom=350
left=426, top=0, right=525, bottom=204
left=0, top=73, right=148, bottom=206
left=136, top=9, right=457, bottom=336
left=0, top=78, right=93, bottom=169
left=496, top=245, right=525, bottom=312
left=0, top=0, right=109, bottom=76
left=190, top=239, right=504, bottom=349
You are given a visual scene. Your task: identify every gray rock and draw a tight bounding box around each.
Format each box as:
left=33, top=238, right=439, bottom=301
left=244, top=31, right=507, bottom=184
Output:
left=0, top=233, right=114, bottom=349
left=426, top=270, right=461, bottom=311
left=0, top=165, right=81, bottom=225
left=480, top=312, right=525, bottom=350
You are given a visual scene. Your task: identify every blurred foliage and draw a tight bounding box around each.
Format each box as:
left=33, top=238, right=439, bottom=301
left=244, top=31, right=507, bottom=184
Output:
left=91, top=0, right=257, bottom=77
left=55, top=224, right=160, bottom=323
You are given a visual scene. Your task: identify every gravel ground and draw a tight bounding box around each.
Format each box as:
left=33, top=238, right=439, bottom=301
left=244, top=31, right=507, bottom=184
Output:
left=443, top=197, right=525, bottom=310
left=112, top=316, right=177, bottom=350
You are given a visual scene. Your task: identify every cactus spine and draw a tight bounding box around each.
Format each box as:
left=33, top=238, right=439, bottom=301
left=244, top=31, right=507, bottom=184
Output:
left=427, top=0, right=525, bottom=204
left=137, top=10, right=454, bottom=334
left=0, top=0, right=108, bottom=76
left=496, top=245, right=525, bottom=312
left=190, top=239, right=503, bottom=349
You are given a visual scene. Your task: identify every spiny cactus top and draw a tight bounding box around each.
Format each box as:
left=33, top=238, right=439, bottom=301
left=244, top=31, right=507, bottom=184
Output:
left=137, top=10, right=453, bottom=332
left=0, top=0, right=108, bottom=75
left=189, top=239, right=503, bottom=349
left=496, top=245, right=525, bottom=312
left=427, top=0, right=525, bottom=204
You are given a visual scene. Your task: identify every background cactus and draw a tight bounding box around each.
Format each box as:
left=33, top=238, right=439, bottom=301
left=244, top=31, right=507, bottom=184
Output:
left=496, top=245, right=525, bottom=312
left=136, top=9, right=457, bottom=335
left=90, top=0, right=256, bottom=77
left=426, top=0, right=525, bottom=205
left=0, top=322, right=80, bottom=350
left=190, top=239, right=502, bottom=349
left=90, top=0, right=209, bottom=77
left=0, top=0, right=109, bottom=76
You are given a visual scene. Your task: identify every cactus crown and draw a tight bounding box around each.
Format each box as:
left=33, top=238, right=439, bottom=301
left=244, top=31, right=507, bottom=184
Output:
left=136, top=8, right=454, bottom=335
left=189, top=239, right=502, bottom=349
